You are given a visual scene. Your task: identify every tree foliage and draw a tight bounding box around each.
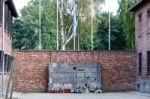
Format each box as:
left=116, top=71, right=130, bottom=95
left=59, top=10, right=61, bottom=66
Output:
left=57, top=0, right=104, bottom=50
left=12, top=0, right=133, bottom=51
left=81, top=12, right=126, bottom=50
left=12, top=19, right=37, bottom=50
left=13, top=0, right=57, bottom=50
left=118, top=0, right=136, bottom=50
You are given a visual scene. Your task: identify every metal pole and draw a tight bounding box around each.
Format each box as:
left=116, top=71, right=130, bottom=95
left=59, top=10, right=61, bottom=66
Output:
left=78, top=34, right=80, bottom=50
left=38, top=0, right=42, bottom=50
left=108, top=0, right=111, bottom=51
left=73, top=0, right=77, bottom=51
left=91, top=0, right=94, bottom=50
left=57, top=0, right=59, bottom=50
left=74, top=36, right=76, bottom=50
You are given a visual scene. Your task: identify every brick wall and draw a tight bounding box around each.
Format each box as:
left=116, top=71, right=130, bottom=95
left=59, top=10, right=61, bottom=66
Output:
left=13, top=51, right=136, bottom=92
left=135, top=0, right=150, bottom=80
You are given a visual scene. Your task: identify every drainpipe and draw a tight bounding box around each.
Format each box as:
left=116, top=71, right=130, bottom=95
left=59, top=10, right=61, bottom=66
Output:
left=2, top=0, right=8, bottom=96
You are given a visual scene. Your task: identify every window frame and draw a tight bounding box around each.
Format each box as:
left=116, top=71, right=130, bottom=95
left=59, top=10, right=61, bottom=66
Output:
left=147, top=9, right=150, bottom=33
left=138, top=13, right=142, bottom=35
left=147, top=51, right=150, bottom=75
left=138, top=52, right=142, bottom=75
left=0, top=0, right=3, bottom=26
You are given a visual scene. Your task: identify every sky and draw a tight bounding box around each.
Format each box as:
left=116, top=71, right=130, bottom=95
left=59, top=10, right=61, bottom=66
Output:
left=14, top=0, right=119, bottom=15
left=102, top=0, right=119, bottom=15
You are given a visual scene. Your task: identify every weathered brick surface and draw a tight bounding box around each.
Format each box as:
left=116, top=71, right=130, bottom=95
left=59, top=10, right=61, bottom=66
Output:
left=13, top=51, right=136, bottom=92
left=134, top=0, right=150, bottom=80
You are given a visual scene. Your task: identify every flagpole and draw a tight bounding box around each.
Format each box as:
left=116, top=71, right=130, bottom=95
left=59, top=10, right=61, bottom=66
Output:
left=78, top=34, right=80, bottom=50
left=73, top=0, right=77, bottom=51
left=38, top=0, right=42, bottom=50
left=91, top=0, right=94, bottom=50
left=57, top=0, right=59, bottom=50
left=108, top=0, right=111, bottom=51
left=74, top=36, right=76, bottom=50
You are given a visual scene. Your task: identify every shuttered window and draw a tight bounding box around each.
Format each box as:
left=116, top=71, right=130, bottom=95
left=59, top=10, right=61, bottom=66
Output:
left=147, top=51, right=150, bottom=74
left=7, top=56, right=12, bottom=72
left=0, top=51, right=4, bottom=73
left=138, top=14, right=142, bottom=33
left=4, top=54, right=7, bottom=72
left=147, top=10, right=150, bottom=32
left=0, top=0, right=3, bottom=26
left=139, top=53, right=142, bottom=75
left=7, top=10, right=10, bottom=36
left=0, top=53, right=12, bottom=73
left=0, top=51, right=2, bottom=72
left=9, top=15, right=12, bottom=39
left=138, top=14, right=142, bottom=34
left=4, top=3, right=7, bottom=31
left=7, top=56, right=10, bottom=72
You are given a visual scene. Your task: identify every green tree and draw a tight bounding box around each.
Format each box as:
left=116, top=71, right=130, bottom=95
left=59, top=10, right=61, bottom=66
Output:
left=93, top=12, right=126, bottom=50
left=12, top=19, right=37, bottom=50
left=57, top=0, right=105, bottom=50
left=12, top=0, right=105, bottom=50
left=118, top=0, right=136, bottom=50
left=77, top=0, right=105, bottom=50
left=13, top=0, right=57, bottom=50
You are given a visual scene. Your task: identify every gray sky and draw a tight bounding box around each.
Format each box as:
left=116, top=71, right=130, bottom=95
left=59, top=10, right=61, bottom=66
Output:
left=14, top=0, right=30, bottom=11
left=14, top=0, right=119, bottom=15
left=102, top=0, right=119, bottom=14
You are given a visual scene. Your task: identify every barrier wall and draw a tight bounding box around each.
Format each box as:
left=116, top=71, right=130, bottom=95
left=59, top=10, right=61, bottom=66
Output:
left=13, top=51, right=136, bottom=92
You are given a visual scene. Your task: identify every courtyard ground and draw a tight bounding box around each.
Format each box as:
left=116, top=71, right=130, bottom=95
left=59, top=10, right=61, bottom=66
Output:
left=11, top=92, right=150, bottom=99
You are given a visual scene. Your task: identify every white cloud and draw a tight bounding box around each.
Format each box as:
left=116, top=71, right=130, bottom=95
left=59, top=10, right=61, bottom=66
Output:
left=101, top=0, right=119, bottom=15
left=14, top=0, right=30, bottom=13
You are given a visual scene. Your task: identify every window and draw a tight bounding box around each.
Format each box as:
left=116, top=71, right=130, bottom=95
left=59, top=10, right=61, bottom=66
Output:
left=147, top=10, right=150, bottom=32
left=0, top=0, right=3, bottom=26
left=138, top=53, right=142, bottom=75
left=8, top=11, right=12, bottom=38
left=7, top=11, right=10, bottom=36
left=0, top=51, right=2, bottom=69
left=4, top=54, right=7, bottom=72
left=138, top=14, right=142, bottom=33
left=147, top=51, right=150, bottom=75
left=0, top=51, right=4, bottom=73
left=7, top=56, right=12, bottom=72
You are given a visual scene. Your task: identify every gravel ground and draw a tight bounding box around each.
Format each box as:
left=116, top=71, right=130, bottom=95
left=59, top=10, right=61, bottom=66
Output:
left=11, top=92, right=150, bottom=99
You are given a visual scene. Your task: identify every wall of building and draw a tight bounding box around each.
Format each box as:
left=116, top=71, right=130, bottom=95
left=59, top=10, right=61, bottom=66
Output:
left=0, top=26, right=12, bottom=55
left=13, top=51, right=136, bottom=92
left=135, top=0, right=150, bottom=79
left=134, top=0, right=150, bottom=93
left=0, top=26, right=2, bottom=51
left=0, top=26, right=12, bottom=72
left=0, top=1, right=13, bottom=56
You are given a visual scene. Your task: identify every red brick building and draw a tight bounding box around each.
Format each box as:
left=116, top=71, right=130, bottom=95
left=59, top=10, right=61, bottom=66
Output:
left=0, top=0, right=18, bottom=72
left=130, top=0, right=150, bottom=93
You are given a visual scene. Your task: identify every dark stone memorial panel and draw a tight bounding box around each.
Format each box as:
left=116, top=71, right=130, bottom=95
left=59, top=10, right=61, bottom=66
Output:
left=48, top=62, right=101, bottom=93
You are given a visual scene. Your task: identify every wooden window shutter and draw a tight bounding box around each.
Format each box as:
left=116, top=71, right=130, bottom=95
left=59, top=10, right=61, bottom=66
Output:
left=138, top=53, right=142, bottom=75
left=147, top=51, right=150, bottom=74
left=147, top=10, right=150, bottom=32
left=138, top=14, right=142, bottom=34
left=0, top=0, right=3, bottom=26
